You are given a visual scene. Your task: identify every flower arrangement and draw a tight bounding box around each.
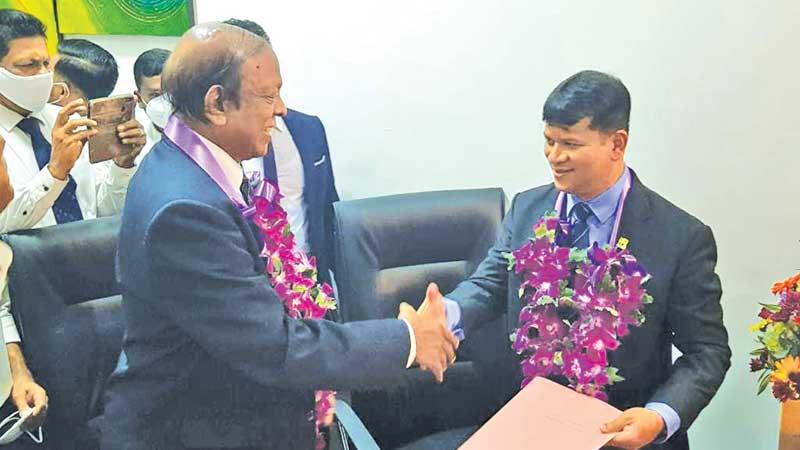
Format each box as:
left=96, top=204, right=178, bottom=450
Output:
left=250, top=182, right=337, bottom=450
left=750, top=273, right=800, bottom=401
left=505, top=213, right=652, bottom=401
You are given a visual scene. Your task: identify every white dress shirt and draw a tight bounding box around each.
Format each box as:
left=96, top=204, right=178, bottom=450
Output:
left=0, top=103, right=134, bottom=233
left=201, top=129, right=415, bottom=367
left=0, top=103, right=134, bottom=344
left=241, top=116, right=310, bottom=253
left=133, top=106, right=162, bottom=167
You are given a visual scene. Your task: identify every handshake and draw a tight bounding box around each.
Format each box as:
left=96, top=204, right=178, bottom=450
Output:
left=398, top=283, right=460, bottom=383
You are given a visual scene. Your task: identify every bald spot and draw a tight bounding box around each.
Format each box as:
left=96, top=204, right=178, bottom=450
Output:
left=163, top=22, right=271, bottom=94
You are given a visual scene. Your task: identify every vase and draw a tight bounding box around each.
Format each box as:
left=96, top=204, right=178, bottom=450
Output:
left=780, top=399, right=800, bottom=449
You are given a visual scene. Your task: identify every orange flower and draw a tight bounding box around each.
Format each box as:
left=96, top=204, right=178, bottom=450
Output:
left=772, top=273, right=800, bottom=295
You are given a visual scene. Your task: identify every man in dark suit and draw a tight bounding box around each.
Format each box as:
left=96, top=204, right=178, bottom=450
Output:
left=420, top=71, right=731, bottom=450
left=101, top=22, right=458, bottom=450
left=226, top=18, right=339, bottom=286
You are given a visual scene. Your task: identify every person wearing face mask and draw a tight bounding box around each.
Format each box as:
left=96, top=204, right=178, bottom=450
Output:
left=0, top=10, right=68, bottom=447
left=132, top=48, right=171, bottom=165
left=0, top=9, right=135, bottom=234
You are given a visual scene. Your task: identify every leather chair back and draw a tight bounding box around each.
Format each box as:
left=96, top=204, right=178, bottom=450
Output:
left=333, top=189, right=509, bottom=448
left=4, top=217, right=123, bottom=450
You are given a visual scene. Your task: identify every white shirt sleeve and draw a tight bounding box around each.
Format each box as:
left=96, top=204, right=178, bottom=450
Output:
left=0, top=166, right=67, bottom=234
left=400, top=318, right=416, bottom=368
left=95, top=160, right=134, bottom=217
left=0, top=242, right=19, bottom=344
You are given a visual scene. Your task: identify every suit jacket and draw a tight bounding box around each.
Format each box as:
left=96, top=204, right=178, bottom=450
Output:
left=101, top=136, right=409, bottom=450
left=448, top=171, right=731, bottom=450
left=265, top=109, right=339, bottom=285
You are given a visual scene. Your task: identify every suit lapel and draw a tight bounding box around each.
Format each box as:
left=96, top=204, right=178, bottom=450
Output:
left=616, top=170, right=654, bottom=255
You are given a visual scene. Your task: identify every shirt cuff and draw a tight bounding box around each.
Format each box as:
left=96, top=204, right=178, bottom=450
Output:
left=444, top=298, right=465, bottom=341
left=645, top=402, right=681, bottom=444
left=34, top=166, right=68, bottom=200
left=400, top=318, right=416, bottom=368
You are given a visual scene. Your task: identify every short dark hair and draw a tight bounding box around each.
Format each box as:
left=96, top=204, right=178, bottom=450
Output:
left=0, top=9, right=46, bottom=60
left=133, top=48, right=171, bottom=89
left=223, top=18, right=270, bottom=42
left=55, top=39, right=118, bottom=100
left=163, top=23, right=269, bottom=124
left=542, top=70, right=631, bottom=132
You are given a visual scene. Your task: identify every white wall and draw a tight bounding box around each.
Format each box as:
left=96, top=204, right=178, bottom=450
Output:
left=75, top=1, right=800, bottom=448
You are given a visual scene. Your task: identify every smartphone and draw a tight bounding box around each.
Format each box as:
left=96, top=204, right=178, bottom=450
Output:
left=87, top=94, right=136, bottom=163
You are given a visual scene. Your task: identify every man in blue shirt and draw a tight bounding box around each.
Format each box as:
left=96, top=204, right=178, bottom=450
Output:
left=420, top=70, right=730, bottom=450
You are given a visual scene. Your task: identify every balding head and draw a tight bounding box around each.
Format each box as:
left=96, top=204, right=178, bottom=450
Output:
left=162, top=22, right=286, bottom=161
left=163, top=22, right=269, bottom=124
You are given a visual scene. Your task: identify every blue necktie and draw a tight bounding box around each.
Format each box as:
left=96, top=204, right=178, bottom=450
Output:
left=568, top=202, right=594, bottom=248
left=17, top=117, right=84, bottom=224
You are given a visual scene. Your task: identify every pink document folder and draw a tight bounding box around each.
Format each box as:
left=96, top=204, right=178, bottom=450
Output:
left=459, top=377, right=622, bottom=450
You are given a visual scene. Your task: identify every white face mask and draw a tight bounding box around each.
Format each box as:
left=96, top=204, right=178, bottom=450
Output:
left=0, top=409, right=43, bottom=445
left=144, top=94, right=172, bottom=130
left=0, top=67, right=53, bottom=113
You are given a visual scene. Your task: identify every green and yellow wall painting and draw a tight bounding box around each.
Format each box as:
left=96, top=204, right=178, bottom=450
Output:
left=0, top=0, right=192, bottom=52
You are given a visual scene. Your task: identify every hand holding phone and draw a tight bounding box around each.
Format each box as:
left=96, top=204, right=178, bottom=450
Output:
left=87, top=94, right=137, bottom=163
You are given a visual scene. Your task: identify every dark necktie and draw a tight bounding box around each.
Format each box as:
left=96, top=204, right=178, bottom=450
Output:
left=567, top=202, right=594, bottom=249
left=239, top=169, right=252, bottom=205
left=17, top=117, right=84, bottom=224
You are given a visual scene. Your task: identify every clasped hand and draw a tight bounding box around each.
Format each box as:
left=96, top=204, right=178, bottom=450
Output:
left=398, top=283, right=459, bottom=383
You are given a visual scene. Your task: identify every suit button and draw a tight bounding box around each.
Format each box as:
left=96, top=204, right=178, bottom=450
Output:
left=43, top=186, right=49, bottom=192
left=22, top=211, right=27, bottom=216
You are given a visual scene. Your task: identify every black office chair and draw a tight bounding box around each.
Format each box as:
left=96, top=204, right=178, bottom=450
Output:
left=4, top=217, right=123, bottom=450
left=332, top=188, right=510, bottom=449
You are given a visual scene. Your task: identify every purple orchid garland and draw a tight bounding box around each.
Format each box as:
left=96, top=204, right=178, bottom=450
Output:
left=250, top=183, right=336, bottom=450
left=505, top=213, right=653, bottom=401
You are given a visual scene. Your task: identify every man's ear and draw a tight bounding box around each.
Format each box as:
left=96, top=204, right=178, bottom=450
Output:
left=610, top=129, right=628, bottom=161
left=203, top=85, right=227, bottom=126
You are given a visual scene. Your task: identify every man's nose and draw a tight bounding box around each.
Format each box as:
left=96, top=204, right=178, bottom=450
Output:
left=274, top=94, right=287, bottom=117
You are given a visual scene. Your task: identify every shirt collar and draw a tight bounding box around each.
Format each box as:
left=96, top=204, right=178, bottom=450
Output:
left=0, top=102, right=52, bottom=133
left=195, top=133, right=244, bottom=197
left=274, top=115, right=285, bottom=133
left=0, top=102, right=25, bottom=132
left=566, top=166, right=630, bottom=224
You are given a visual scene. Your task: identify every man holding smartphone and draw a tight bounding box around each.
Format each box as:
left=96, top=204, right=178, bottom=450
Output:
left=0, top=10, right=135, bottom=233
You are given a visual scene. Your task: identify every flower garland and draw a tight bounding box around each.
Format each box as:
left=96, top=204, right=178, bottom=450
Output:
left=504, top=213, right=652, bottom=400
left=750, top=272, right=800, bottom=401
left=250, top=182, right=337, bottom=450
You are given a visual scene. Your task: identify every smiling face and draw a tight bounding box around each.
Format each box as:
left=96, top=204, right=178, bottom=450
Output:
left=543, top=117, right=628, bottom=201
left=212, top=48, right=286, bottom=161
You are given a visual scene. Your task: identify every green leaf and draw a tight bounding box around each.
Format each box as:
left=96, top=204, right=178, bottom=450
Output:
left=642, top=293, right=654, bottom=305
left=757, top=373, right=772, bottom=395
left=607, top=366, right=626, bottom=384
left=537, top=296, right=557, bottom=306
left=759, top=303, right=781, bottom=312
left=569, top=248, right=588, bottom=263
left=553, top=351, right=563, bottom=366
left=502, top=252, right=516, bottom=271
